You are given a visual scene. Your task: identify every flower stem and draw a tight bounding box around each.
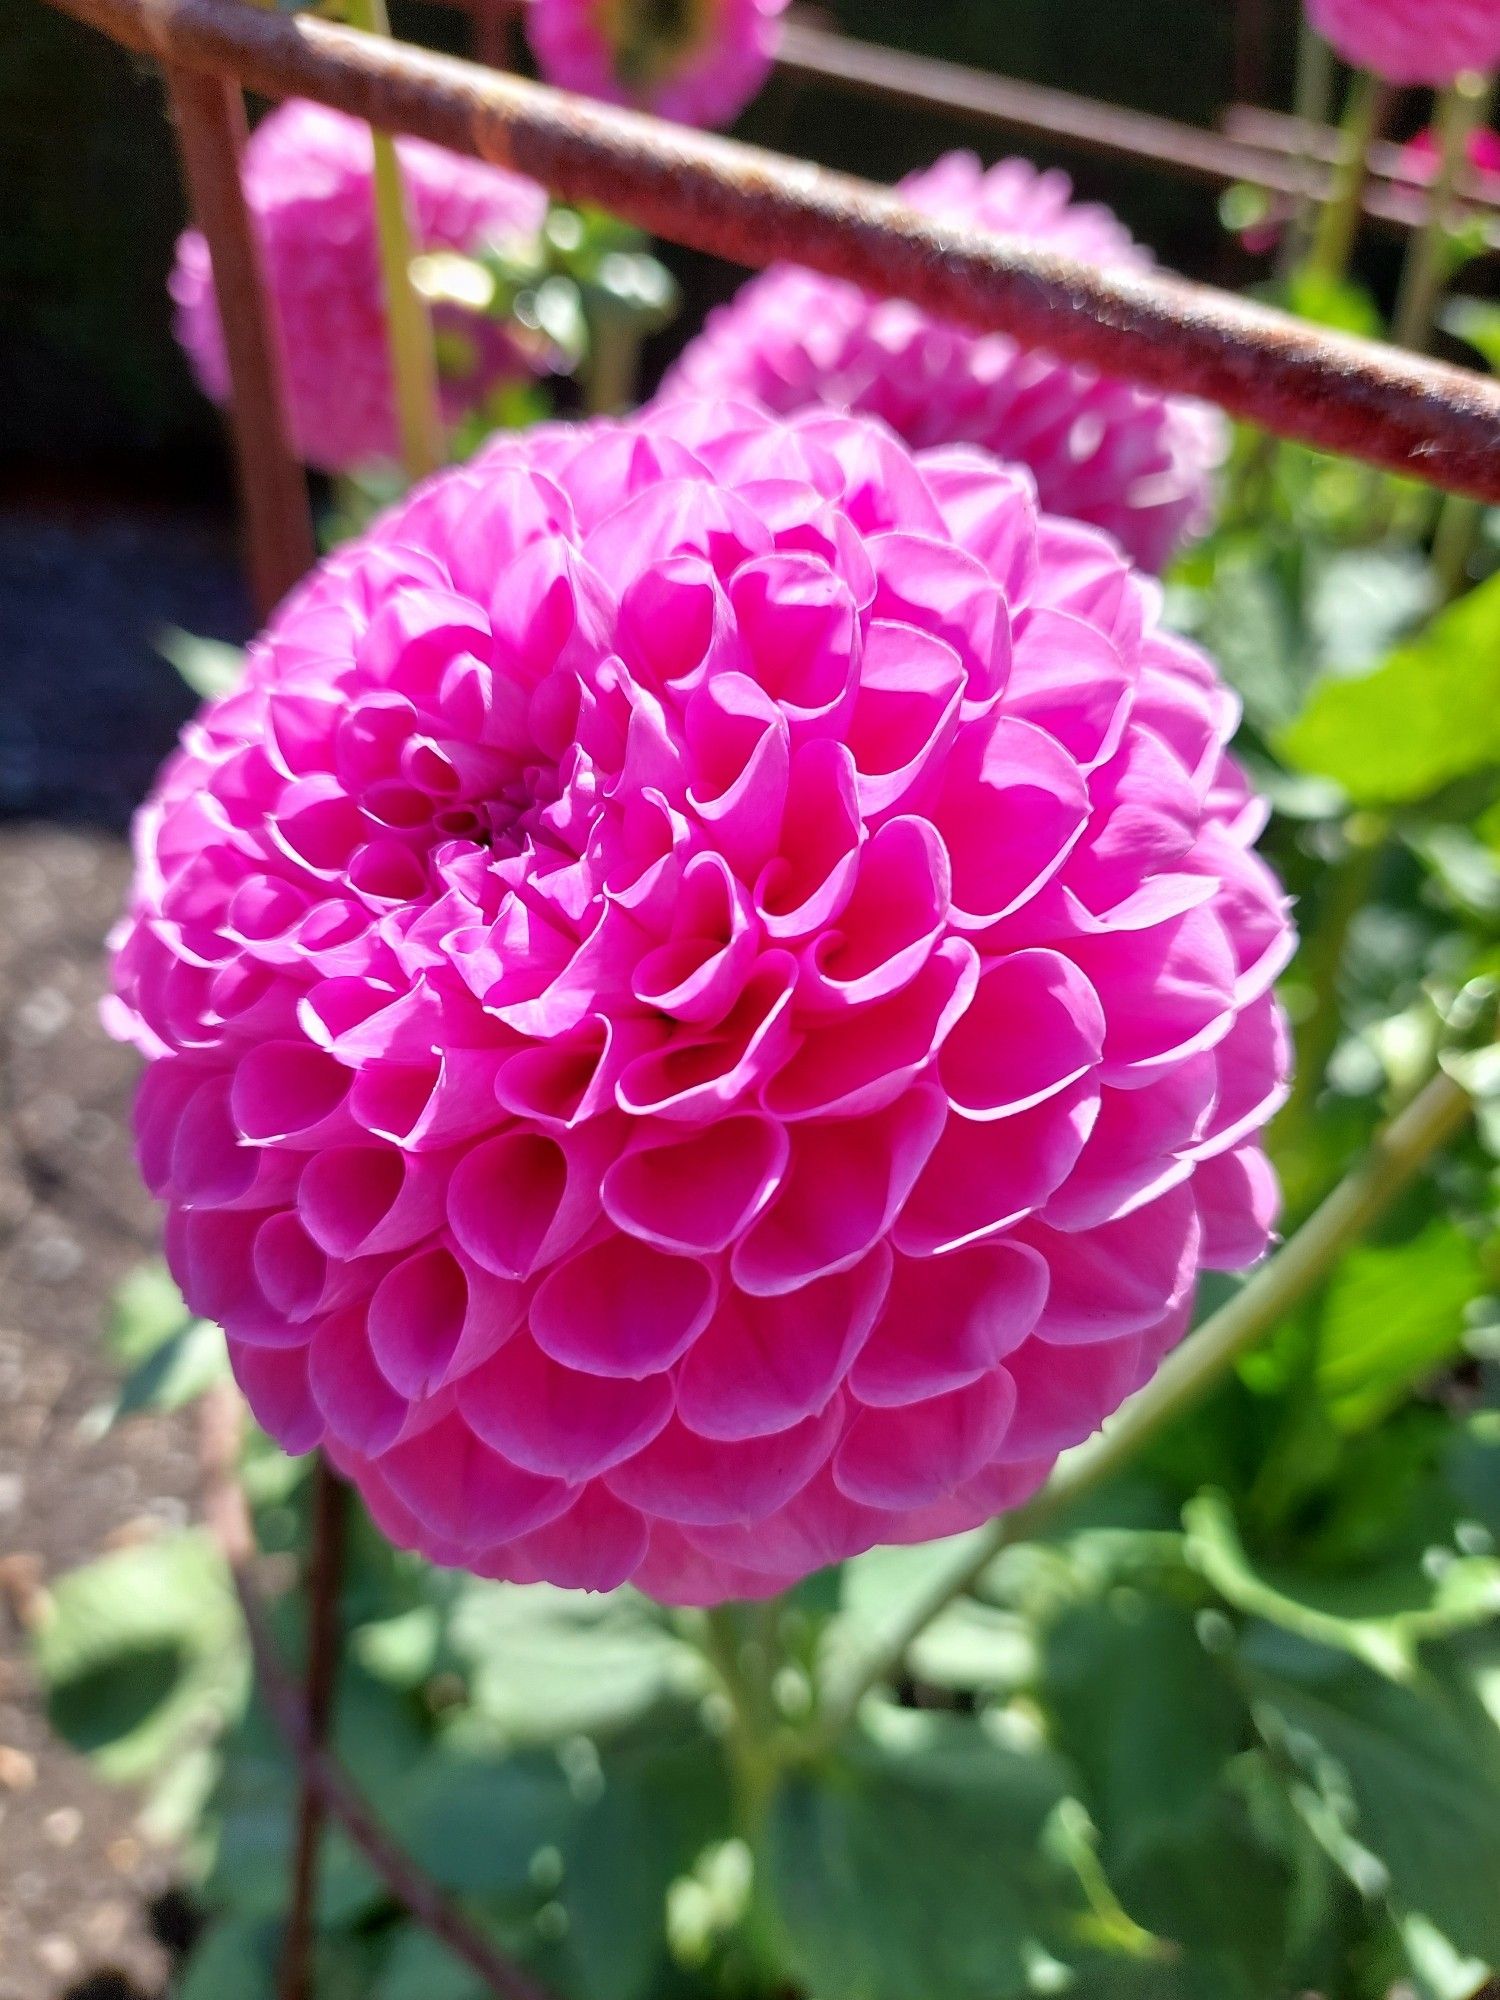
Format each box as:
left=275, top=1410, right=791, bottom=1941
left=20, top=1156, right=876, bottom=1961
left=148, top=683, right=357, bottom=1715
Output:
left=815, top=1065, right=1476, bottom=1744
left=1305, top=70, right=1389, bottom=289
left=346, top=0, right=444, bottom=479
left=1276, top=17, right=1337, bottom=279
left=1392, top=74, right=1490, bottom=356
left=1279, top=812, right=1386, bottom=1137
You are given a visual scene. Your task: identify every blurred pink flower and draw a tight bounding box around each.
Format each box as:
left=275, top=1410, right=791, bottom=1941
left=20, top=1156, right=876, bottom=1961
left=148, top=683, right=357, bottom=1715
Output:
left=170, top=100, right=549, bottom=475
left=108, top=401, right=1292, bottom=1605
left=1309, top=0, right=1500, bottom=87
left=1399, top=124, right=1500, bottom=182
left=660, top=153, right=1227, bottom=573
left=526, top=0, right=788, bottom=127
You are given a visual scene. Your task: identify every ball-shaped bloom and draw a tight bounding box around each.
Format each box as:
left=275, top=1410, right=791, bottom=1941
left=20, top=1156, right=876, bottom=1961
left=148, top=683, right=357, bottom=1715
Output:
left=1309, top=0, right=1500, bottom=86
left=108, top=400, right=1293, bottom=1605
left=526, top=0, right=789, bottom=128
left=170, top=100, right=549, bottom=476
left=660, top=153, right=1226, bottom=574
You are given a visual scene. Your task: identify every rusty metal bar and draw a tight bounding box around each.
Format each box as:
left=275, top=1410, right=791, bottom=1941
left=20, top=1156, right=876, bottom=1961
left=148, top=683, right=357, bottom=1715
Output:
left=1225, top=102, right=1500, bottom=208
left=63, top=0, right=1500, bottom=500
left=164, top=64, right=315, bottom=617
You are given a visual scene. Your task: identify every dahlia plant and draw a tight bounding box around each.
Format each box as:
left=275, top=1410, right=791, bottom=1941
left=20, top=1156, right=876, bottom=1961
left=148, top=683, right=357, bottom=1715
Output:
left=172, top=100, right=551, bottom=474
left=662, top=153, right=1226, bottom=572
left=1308, top=0, right=1500, bottom=87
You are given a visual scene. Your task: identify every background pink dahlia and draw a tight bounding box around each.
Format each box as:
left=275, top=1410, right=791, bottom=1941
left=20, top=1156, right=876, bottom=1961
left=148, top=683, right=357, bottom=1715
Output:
left=660, top=152, right=1227, bottom=574
left=526, top=0, right=789, bottom=128
left=108, top=400, right=1293, bottom=1606
left=170, top=100, right=549, bottom=476
left=1308, top=0, right=1500, bottom=87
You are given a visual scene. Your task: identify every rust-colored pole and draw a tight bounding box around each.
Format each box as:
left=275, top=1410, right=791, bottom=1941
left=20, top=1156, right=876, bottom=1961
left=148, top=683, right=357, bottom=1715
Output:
left=53, top=0, right=1500, bottom=502
left=164, top=65, right=316, bottom=620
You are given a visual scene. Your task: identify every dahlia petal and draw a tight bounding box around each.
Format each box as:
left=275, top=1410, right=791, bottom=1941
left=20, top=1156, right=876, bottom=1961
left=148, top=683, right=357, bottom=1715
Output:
left=447, top=1127, right=602, bottom=1278
left=939, top=948, right=1105, bottom=1120
left=616, top=951, right=798, bottom=1121
left=676, top=1247, right=891, bottom=1440
left=733, top=1085, right=947, bottom=1294
left=845, top=620, right=966, bottom=817
left=798, top=815, right=951, bottom=1011
left=1023, top=1183, right=1200, bottom=1342
left=380, top=1413, right=574, bottom=1549
left=308, top=1304, right=410, bottom=1457
left=895, top=1080, right=1098, bottom=1256
left=998, top=1326, right=1147, bottom=1459
left=850, top=1241, right=1048, bottom=1405
left=869, top=530, right=1009, bottom=706
left=531, top=1235, right=717, bottom=1378
left=366, top=1245, right=470, bottom=1398
left=231, top=1040, right=352, bottom=1146
left=1041, top=1055, right=1217, bottom=1231
left=231, top=1336, right=324, bottom=1454
left=601, top=1114, right=787, bottom=1254
left=834, top=1370, right=1016, bottom=1509
left=605, top=1405, right=840, bottom=1527
left=1005, top=605, right=1134, bottom=770
left=299, top=1144, right=451, bottom=1259
left=457, top=1334, right=673, bottom=1480
left=1071, top=904, right=1238, bottom=1084
left=932, top=716, right=1089, bottom=928
left=1195, top=1143, right=1280, bottom=1270
left=753, top=738, right=862, bottom=941
left=491, top=1486, right=650, bottom=1594
left=764, top=937, right=977, bottom=1119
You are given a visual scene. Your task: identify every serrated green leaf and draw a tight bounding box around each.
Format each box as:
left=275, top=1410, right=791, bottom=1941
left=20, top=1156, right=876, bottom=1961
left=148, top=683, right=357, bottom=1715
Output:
left=1278, top=574, right=1500, bottom=803
left=33, top=1530, right=248, bottom=1782
left=1185, top=1491, right=1500, bottom=1681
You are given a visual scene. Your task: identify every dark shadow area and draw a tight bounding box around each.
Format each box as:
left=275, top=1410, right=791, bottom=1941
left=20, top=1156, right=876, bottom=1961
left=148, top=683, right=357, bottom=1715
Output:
left=0, top=509, right=251, bottom=832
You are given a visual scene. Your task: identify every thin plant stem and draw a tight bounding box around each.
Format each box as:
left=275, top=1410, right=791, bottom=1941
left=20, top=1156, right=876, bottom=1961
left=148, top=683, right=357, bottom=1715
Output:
left=1276, top=18, right=1336, bottom=280
left=1305, top=70, right=1389, bottom=288
left=346, top=0, right=444, bottom=479
left=1432, top=492, right=1484, bottom=599
left=815, top=1066, right=1476, bottom=1745
left=278, top=1456, right=348, bottom=2000
left=1392, top=75, right=1490, bottom=356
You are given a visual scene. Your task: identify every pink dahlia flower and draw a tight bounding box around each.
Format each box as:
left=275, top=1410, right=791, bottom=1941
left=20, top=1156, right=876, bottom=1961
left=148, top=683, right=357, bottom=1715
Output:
left=170, top=100, right=549, bottom=476
left=1309, top=0, right=1500, bottom=86
left=1399, top=124, right=1500, bottom=183
left=660, top=153, right=1227, bottom=574
left=108, top=400, right=1293, bottom=1605
left=526, top=0, right=789, bottom=128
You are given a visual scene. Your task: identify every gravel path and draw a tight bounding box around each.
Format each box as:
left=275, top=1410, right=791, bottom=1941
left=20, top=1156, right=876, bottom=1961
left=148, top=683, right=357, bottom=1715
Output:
left=0, top=511, right=250, bottom=1998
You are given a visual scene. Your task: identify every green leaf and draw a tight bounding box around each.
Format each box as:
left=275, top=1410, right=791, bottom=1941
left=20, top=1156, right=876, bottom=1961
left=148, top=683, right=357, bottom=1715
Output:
left=1185, top=1491, right=1500, bottom=1681
left=113, top=1313, right=229, bottom=1421
left=446, top=1582, right=703, bottom=1742
left=1244, top=1630, right=1500, bottom=1962
left=1278, top=574, right=1500, bottom=803
left=176, top=1916, right=281, bottom=2000
left=561, top=1717, right=731, bottom=2000
left=106, top=1258, right=190, bottom=1366
left=157, top=626, right=246, bottom=700
left=393, top=1744, right=578, bottom=1899
left=1039, top=1592, right=1243, bottom=1869
left=1285, top=269, right=1384, bottom=338
left=766, top=1709, right=1108, bottom=2000
left=1314, top=1219, right=1485, bottom=1432
left=33, top=1530, right=248, bottom=1782
left=372, top=1929, right=492, bottom=2000
left=1441, top=296, right=1500, bottom=374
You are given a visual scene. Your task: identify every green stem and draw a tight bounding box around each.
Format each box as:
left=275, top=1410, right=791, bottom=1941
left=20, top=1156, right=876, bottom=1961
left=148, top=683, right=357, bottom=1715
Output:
left=583, top=309, right=645, bottom=416
left=1276, top=17, right=1337, bottom=280
left=700, top=1606, right=788, bottom=1980
left=1432, top=492, right=1483, bottom=600
left=346, top=0, right=444, bottom=479
left=815, top=1065, right=1475, bottom=1744
left=1392, top=75, right=1489, bottom=356
left=1305, top=70, right=1389, bottom=288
